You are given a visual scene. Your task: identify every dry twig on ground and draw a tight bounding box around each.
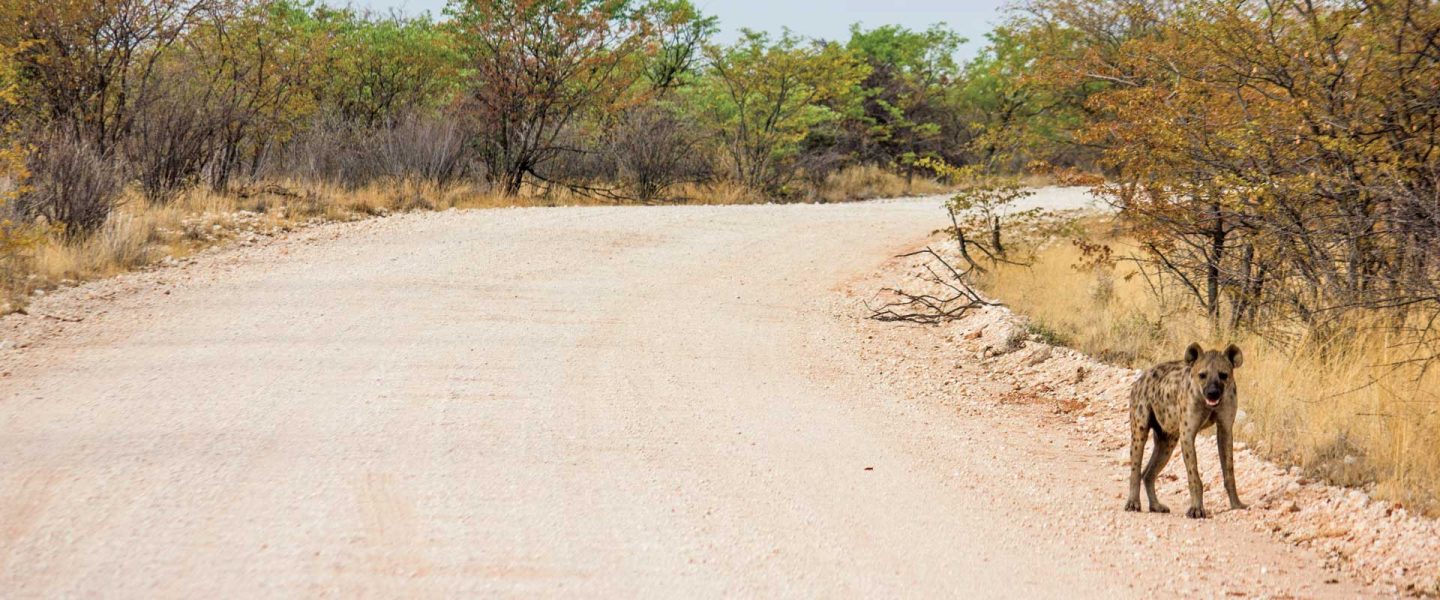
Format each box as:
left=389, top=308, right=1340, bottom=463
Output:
left=867, top=246, right=999, bottom=324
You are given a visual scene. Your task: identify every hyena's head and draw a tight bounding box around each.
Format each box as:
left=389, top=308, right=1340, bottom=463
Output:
left=1184, top=343, right=1243, bottom=408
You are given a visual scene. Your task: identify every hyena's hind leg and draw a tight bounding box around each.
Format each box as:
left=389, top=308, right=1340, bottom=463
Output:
left=1124, top=400, right=1151, bottom=512
left=1142, top=426, right=1177, bottom=513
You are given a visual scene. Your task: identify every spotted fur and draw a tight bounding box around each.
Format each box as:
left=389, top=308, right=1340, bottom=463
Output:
left=1124, top=343, right=1247, bottom=519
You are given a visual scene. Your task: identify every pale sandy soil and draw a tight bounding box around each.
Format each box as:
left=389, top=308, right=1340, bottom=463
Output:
left=0, top=193, right=1427, bottom=597
left=845, top=232, right=1440, bottom=597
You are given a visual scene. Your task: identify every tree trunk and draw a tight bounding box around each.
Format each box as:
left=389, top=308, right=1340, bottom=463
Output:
left=502, top=167, right=525, bottom=196
left=991, top=215, right=1005, bottom=259
left=1206, top=199, right=1226, bottom=324
left=1229, top=243, right=1255, bottom=331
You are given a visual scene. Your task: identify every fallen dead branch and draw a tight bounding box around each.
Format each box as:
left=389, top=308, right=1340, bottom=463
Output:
left=867, top=246, right=999, bottom=324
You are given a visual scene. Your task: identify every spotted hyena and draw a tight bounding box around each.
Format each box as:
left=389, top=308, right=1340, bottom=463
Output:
left=1124, top=343, right=1246, bottom=519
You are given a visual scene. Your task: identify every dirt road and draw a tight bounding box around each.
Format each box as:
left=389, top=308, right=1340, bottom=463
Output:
left=0, top=194, right=1373, bottom=597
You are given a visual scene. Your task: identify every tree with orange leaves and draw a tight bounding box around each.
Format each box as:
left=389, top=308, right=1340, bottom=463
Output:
left=1018, top=0, right=1440, bottom=337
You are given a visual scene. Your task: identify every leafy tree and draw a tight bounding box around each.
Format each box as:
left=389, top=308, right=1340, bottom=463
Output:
left=162, top=0, right=338, bottom=190
left=947, top=26, right=1093, bottom=173
left=317, top=8, right=459, bottom=128
left=1, top=41, right=35, bottom=227
left=447, top=0, right=652, bottom=196
left=0, top=40, right=24, bottom=186
left=0, top=0, right=206, bottom=154
left=576, top=0, right=715, bottom=201
left=640, top=0, right=717, bottom=95
left=694, top=30, right=869, bottom=195
left=0, top=41, right=39, bottom=301
left=1018, top=0, right=1440, bottom=339
left=844, top=24, right=963, bottom=174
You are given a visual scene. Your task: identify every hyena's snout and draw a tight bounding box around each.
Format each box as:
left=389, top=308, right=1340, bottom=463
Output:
left=1203, top=382, right=1224, bottom=406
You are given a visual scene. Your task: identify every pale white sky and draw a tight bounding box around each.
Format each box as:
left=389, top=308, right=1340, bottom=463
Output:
left=357, top=0, right=1012, bottom=59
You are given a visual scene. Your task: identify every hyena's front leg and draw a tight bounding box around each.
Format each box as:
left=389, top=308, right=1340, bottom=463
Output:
left=1217, top=418, right=1246, bottom=510
left=1181, top=426, right=1207, bottom=519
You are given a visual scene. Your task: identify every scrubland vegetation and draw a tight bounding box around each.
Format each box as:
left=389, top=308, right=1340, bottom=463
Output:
left=937, top=0, right=1440, bottom=514
left=981, top=222, right=1440, bottom=514
left=2, top=0, right=1438, bottom=513
left=0, top=0, right=974, bottom=307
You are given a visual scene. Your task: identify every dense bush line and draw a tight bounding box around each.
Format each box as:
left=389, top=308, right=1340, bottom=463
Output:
left=958, top=0, right=1440, bottom=512
left=1003, top=0, right=1440, bottom=352
left=0, top=0, right=1028, bottom=232
left=4, top=0, right=1438, bottom=356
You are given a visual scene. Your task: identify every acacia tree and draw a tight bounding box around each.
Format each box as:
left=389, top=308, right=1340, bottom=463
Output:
left=0, top=0, right=207, bottom=154
left=946, top=25, right=1097, bottom=174
left=0, top=40, right=41, bottom=299
left=318, top=8, right=459, bottom=129
left=586, top=1, right=716, bottom=201
left=0, top=40, right=24, bottom=186
left=641, top=0, right=716, bottom=95
left=694, top=30, right=868, bottom=196
left=160, top=0, right=336, bottom=191
left=448, top=0, right=651, bottom=196
left=1019, top=0, right=1440, bottom=340
left=844, top=24, right=963, bottom=175
left=1030, top=1, right=1255, bottom=324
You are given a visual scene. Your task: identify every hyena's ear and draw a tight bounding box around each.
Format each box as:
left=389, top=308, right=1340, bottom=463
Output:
left=1185, top=343, right=1204, bottom=364
left=1225, top=344, right=1244, bottom=369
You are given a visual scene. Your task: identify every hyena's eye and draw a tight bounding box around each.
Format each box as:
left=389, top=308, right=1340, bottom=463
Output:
left=1218, top=373, right=1229, bottom=381
left=1197, top=373, right=1207, bottom=380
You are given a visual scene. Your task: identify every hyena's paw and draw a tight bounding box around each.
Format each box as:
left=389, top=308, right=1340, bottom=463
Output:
left=1149, top=501, right=1171, bottom=514
left=1124, top=499, right=1142, bottom=512
left=1186, top=506, right=1209, bottom=519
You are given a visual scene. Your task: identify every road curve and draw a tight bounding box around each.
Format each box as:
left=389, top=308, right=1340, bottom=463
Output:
left=0, top=194, right=1362, bottom=597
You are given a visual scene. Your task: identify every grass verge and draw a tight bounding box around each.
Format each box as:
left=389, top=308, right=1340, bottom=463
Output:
left=4, top=166, right=945, bottom=313
left=977, top=216, right=1440, bottom=515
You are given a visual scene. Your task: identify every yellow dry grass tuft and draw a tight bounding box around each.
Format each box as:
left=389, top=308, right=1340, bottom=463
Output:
left=678, top=181, right=765, bottom=205
left=979, top=216, right=1440, bottom=514
left=817, top=164, right=949, bottom=203
left=6, top=170, right=933, bottom=312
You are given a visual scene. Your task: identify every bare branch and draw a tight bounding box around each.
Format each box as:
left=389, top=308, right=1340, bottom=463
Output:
left=867, top=247, right=1001, bottom=324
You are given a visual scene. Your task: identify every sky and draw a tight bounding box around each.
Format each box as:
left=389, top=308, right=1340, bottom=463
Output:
left=357, top=0, right=1012, bottom=59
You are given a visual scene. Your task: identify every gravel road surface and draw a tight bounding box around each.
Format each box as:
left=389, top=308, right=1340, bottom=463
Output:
left=0, top=193, right=1377, bottom=597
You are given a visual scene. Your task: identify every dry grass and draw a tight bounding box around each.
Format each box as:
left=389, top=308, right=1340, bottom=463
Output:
left=5, top=168, right=928, bottom=312
left=978, top=216, right=1440, bottom=514
left=6, top=180, right=518, bottom=310
left=32, top=211, right=155, bottom=280
left=679, top=181, right=767, bottom=205
left=816, top=164, right=949, bottom=203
